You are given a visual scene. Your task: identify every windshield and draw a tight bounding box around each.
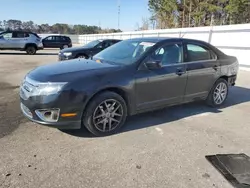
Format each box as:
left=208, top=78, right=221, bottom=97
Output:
left=93, top=40, right=156, bottom=65
left=84, top=40, right=102, bottom=48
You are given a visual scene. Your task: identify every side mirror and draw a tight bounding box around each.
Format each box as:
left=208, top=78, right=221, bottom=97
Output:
left=145, top=60, right=162, bottom=70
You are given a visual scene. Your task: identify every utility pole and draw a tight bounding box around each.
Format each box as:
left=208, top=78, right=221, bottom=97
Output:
left=182, top=0, right=185, bottom=28
left=117, top=0, right=120, bottom=30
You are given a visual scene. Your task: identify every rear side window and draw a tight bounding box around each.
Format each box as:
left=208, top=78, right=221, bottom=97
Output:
left=186, top=44, right=213, bottom=62
left=65, top=37, right=71, bottom=41
left=55, top=36, right=62, bottom=41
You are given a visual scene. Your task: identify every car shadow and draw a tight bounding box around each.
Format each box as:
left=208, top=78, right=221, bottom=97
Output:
left=0, top=52, right=57, bottom=55
left=61, top=86, right=250, bottom=137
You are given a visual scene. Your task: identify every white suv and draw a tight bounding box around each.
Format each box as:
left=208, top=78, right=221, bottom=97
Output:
left=0, top=31, right=43, bottom=55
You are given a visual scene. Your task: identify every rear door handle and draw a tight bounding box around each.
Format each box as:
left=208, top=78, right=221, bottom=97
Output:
left=213, top=65, right=218, bottom=71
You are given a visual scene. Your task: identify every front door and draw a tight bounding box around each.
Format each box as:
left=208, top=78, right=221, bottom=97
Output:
left=0, top=32, right=12, bottom=49
left=135, top=42, right=188, bottom=111
left=183, top=42, right=220, bottom=102
left=43, top=36, right=57, bottom=48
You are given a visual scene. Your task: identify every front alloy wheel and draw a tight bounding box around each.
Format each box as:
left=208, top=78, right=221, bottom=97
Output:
left=83, top=92, right=127, bottom=136
left=93, top=99, right=123, bottom=132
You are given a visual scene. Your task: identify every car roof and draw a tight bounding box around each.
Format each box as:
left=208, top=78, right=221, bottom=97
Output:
left=128, top=37, right=212, bottom=45
left=2, top=30, right=34, bottom=33
left=46, top=35, right=69, bottom=37
left=100, top=39, right=121, bottom=41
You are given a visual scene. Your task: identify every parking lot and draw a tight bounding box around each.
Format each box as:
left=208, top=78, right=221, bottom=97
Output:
left=0, top=50, right=250, bottom=188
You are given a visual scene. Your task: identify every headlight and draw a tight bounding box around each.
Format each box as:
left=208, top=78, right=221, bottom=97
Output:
left=33, top=82, right=67, bottom=96
left=63, top=52, right=72, bottom=56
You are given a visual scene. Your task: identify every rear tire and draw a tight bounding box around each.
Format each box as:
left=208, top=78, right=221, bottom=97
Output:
left=26, top=46, right=37, bottom=55
left=83, top=92, right=127, bottom=136
left=206, top=78, right=229, bottom=107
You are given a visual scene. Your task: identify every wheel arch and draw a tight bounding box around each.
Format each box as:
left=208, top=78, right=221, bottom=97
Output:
left=24, top=43, right=38, bottom=50
left=84, top=87, right=132, bottom=116
left=219, top=75, right=229, bottom=82
left=207, top=75, right=229, bottom=98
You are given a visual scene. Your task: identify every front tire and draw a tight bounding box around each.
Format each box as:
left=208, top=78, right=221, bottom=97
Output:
left=83, top=92, right=127, bottom=136
left=26, top=46, right=37, bottom=55
left=206, top=78, right=229, bottom=107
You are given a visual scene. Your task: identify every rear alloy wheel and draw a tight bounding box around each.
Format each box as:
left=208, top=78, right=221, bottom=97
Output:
left=26, top=46, right=37, bottom=55
left=206, top=78, right=229, bottom=107
left=83, top=92, right=127, bottom=136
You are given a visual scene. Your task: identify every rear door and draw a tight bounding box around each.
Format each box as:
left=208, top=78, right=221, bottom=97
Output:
left=55, top=36, right=63, bottom=48
left=183, top=42, right=220, bottom=102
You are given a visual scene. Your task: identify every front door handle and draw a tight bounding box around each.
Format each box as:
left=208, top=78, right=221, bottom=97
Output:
left=176, top=68, right=186, bottom=76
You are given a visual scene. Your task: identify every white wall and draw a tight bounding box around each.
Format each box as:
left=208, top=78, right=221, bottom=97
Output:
left=40, top=24, right=250, bottom=67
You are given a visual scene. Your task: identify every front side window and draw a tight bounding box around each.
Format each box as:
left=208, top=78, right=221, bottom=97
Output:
left=93, top=40, right=156, bottom=65
left=84, top=40, right=102, bottom=48
left=149, top=44, right=182, bottom=65
left=46, top=36, right=53, bottom=41
left=186, top=44, right=212, bottom=62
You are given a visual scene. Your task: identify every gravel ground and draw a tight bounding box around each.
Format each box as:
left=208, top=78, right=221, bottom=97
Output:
left=0, top=50, right=250, bottom=188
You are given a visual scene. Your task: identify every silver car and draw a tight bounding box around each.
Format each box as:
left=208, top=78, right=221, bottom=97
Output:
left=0, top=31, right=43, bottom=55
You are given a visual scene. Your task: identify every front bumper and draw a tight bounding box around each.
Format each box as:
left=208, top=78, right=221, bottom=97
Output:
left=20, top=87, right=85, bottom=130
left=21, top=103, right=81, bottom=129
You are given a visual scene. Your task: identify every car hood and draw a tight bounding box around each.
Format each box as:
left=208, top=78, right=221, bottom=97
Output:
left=60, top=46, right=90, bottom=53
left=27, top=59, right=119, bottom=82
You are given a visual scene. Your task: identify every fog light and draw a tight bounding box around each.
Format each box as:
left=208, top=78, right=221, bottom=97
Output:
left=35, top=108, right=60, bottom=122
left=21, top=103, right=33, bottom=118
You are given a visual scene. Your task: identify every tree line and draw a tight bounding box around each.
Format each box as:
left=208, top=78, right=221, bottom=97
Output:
left=145, top=0, right=250, bottom=29
left=0, top=20, right=122, bottom=34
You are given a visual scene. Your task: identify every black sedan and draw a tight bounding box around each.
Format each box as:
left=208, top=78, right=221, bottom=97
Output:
left=58, top=39, right=121, bottom=60
left=20, top=37, right=238, bottom=136
left=42, top=35, right=72, bottom=49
